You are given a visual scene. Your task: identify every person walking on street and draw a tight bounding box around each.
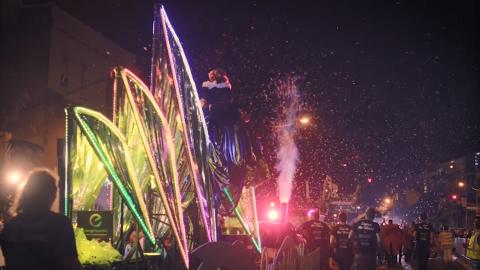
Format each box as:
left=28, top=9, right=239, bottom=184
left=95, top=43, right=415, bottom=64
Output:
left=349, top=207, right=381, bottom=270
left=383, top=219, right=403, bottom=266
left=402, top=222, right=414, bottom=263
left=414, top=213, right=433, bottom=270
left=438, top=224, right=454, bottom=266
left=467, top=217, right=480, bottom=270
left=299, top=210, right=331, bottom=270
left=330, top=212, right=353, bottom=270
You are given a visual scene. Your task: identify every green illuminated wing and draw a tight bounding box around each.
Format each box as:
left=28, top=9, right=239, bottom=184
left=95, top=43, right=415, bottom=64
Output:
left=68, top=107, right=155, bottom=246
left=67, top=118, right=108, bottom=212
left=65, top=109, right=136, bottom=241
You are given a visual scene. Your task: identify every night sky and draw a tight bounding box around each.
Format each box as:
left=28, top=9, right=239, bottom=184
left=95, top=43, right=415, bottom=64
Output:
left=57, top=0, right=480, bottom=206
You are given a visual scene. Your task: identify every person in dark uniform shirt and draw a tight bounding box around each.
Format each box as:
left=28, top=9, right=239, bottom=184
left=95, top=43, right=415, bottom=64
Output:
left=331, top=212, right=353, bottom=270
left=299, top=210, right=331, bottom=270
left=0, top=169, right=81, bottom=270
left=349, top=207, right=381, bottom=270
left=414, top=213, right=433, bottom=270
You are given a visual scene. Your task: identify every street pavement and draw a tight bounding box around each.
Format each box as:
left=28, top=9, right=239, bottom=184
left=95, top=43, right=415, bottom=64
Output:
left=377, top=256, right=466, bottom=270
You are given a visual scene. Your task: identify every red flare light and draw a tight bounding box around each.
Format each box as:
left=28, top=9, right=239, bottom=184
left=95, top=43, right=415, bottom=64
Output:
left=267, top=209, right=279, bottom=221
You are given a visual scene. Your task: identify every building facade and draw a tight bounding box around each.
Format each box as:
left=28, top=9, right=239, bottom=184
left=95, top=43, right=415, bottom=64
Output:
left=412, top=152, right=480, bottom=229
left=1, top=1, right=135, bottom=174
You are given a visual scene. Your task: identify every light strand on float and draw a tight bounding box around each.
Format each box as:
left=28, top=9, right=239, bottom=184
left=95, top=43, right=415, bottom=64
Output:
left=112, top=68, right=119, bottom=123
left=64, top=108, right=70, bottom=216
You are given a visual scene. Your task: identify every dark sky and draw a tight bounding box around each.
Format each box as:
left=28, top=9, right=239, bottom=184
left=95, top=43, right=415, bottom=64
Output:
left=58, top=0, right=480, bottom=204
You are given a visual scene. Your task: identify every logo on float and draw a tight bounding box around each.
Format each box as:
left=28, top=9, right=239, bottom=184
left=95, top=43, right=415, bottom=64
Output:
left=89, top=213, right=103, bottom=228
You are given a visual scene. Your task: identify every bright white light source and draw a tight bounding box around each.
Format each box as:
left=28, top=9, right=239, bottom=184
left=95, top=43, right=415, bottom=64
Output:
left=7, top=170, right=23, bottom=185
left=267, top=209, right=279, bottom=221
left=299, top=116, right=310, bottom=125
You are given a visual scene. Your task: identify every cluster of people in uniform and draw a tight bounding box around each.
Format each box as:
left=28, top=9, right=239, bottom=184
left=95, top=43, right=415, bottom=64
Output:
left=291, top=206, right=480, bottom=270
left=296, top=209, right=439, bottom=270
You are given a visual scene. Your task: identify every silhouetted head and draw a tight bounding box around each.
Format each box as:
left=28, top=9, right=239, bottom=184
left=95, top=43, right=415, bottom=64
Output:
left=339, top=212, right=347, bottom=223
left=0, top=128, right=12, bottom=143
left=14, top=168, right=57, bottom=215
left=388, top=219, right=393, bottom=225
left=420, top=212, right=427, bottom=221
left=474, top=217, right=480, bottom=230
left=365, top=207, right=376, bottom=220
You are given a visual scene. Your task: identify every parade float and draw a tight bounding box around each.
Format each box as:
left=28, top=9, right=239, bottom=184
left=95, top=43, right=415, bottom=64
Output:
left=62, top=5, right=262, bottom=269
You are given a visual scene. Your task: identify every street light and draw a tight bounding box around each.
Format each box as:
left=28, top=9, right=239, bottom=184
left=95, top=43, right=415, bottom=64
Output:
left=267, top=114, right=313, bottom=128
left=299, top=116, right=311, bottom=125
left=458, top=181, right=465, bottom=188
left=384, top=197, right=391, bottom=204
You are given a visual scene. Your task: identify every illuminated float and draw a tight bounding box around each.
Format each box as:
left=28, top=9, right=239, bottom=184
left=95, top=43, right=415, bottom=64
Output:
left=62, top=5, right=262, bottom=269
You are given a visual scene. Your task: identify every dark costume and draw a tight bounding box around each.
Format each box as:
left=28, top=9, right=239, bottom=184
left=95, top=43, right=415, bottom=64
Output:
left=199, top=80, right=249, bottom=213
left=0, top=211, right=78, bottom=270
left=200, top=80, right=247, bottom=164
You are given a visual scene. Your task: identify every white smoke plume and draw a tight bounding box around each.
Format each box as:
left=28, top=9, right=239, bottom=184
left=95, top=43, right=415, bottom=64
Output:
left=275, top=77, right=300, bottom=203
